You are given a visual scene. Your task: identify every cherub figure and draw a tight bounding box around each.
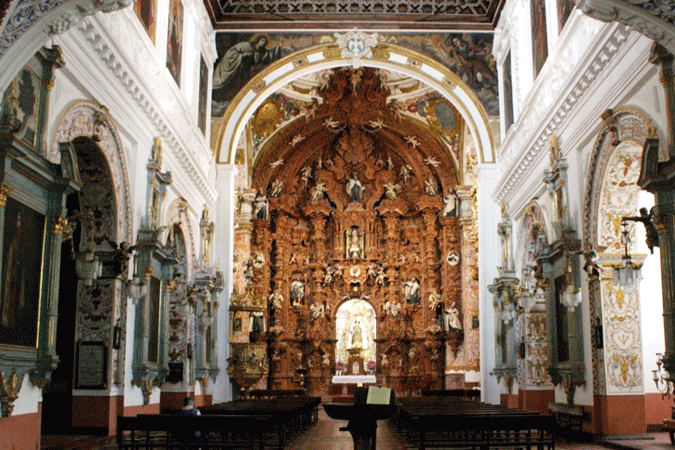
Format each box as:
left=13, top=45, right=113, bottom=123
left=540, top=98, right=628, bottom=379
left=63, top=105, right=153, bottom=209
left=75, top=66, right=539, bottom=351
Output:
left=310, top=182, right=327, bottom=201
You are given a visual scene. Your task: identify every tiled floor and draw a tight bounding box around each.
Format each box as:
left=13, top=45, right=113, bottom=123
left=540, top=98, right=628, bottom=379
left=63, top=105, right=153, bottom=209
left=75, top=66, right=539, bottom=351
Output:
left=41, top=408, right=673, bottom=450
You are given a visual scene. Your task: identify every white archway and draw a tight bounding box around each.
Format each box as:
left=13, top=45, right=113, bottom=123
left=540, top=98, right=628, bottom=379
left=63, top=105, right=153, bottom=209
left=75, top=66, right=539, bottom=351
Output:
left=214, top=42, right=496, bottom=168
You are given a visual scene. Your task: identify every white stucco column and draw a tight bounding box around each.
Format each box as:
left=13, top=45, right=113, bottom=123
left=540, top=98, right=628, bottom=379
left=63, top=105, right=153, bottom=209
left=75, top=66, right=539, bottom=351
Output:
left=476, top=163, right=501, bottom=404
left=212, top=164, right=237, bottom=403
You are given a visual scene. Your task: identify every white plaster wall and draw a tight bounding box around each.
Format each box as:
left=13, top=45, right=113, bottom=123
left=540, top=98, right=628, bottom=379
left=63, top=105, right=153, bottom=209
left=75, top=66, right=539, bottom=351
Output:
left=477, top=164, right=501, bottom=404
left=212, top=164, right=237, bottom=403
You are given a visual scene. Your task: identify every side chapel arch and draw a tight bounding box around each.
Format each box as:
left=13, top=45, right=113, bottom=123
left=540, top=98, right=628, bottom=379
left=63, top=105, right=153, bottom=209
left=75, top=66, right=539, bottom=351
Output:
left=582, top=107, right=653, bottom=395
left=514, top=201, right=552, bottom=389
left=47, top=100, right=134, bottom=395
left=51, top=100, right=133, bottom=244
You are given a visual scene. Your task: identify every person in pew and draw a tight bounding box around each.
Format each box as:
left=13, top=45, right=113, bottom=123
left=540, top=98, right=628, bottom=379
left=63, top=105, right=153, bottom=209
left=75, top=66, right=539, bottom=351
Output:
left=177, top=396, right=202, bottom=440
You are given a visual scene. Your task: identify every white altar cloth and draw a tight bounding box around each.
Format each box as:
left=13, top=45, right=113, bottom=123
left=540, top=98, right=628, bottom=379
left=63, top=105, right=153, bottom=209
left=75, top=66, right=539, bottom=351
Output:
left=331, top=375, right=376, bottom=386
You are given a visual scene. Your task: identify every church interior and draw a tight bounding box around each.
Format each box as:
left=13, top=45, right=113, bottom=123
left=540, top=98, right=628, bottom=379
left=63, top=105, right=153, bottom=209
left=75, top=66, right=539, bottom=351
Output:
left=1, top=0, right=675, bottom=448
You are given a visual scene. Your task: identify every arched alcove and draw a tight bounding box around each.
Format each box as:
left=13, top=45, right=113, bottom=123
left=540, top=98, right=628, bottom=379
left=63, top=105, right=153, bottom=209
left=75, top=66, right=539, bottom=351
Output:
left=335, top=298, right=377, bottom=373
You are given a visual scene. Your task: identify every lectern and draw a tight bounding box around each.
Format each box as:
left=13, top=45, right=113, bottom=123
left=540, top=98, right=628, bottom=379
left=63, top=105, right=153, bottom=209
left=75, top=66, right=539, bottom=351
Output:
left=323, top=386, right=398, bottom=450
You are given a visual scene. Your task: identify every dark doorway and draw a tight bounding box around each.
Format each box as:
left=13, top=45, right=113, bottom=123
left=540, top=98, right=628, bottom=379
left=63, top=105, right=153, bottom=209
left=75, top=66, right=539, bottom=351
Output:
left=41, top=191, right=80, bottom=434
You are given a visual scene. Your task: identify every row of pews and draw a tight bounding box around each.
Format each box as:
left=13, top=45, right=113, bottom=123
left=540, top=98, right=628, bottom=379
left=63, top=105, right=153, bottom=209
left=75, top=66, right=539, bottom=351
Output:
left=116, top=393, right=321, bottom=450
left=393, top=396, right=556, bottom=450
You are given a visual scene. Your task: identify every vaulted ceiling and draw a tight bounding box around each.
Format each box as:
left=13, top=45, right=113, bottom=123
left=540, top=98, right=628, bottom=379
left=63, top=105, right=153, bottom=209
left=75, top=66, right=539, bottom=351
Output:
left=203, top=0, right=507, bottom=31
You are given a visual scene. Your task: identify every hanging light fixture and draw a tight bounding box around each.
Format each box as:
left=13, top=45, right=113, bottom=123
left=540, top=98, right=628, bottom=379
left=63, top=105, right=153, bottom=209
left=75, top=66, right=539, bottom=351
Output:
left=75, top=248, right=102, bottom=286
left=612, top=220, right=643, bottom=291
left=128, top=266, right=151, bottom=303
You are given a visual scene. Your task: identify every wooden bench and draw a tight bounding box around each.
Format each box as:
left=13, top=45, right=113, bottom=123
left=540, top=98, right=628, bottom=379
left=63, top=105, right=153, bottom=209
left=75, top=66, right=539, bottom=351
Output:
left=414, top=413, right=556, bottom=450
left=393, top=396, right=556, bottom=450
left=200, top=396, right=321, bottom=449
left=117, top=413, right=273, bottom=449
left=248, top=389, right=306, bottom=399
left=421, top=389, right=481, bottom=400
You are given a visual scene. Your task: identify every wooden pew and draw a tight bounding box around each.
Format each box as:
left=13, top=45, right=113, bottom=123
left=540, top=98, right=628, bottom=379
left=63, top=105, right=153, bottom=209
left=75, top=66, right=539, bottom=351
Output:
left=394, top=396, right=556, bottom=450
left=117, top=413, right=273, bottom=449
left=200, top=396, right=321, bottom=449
left=421, top=389, right=481, bottom=400
left=248, top=389, right=306, bottom=399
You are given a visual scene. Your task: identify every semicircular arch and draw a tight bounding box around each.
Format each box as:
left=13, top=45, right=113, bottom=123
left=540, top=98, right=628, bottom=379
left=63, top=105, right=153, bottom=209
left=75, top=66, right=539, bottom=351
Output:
left=51, top=100, right=133, bottom=243
left=214, top=42, right=496, bottom=168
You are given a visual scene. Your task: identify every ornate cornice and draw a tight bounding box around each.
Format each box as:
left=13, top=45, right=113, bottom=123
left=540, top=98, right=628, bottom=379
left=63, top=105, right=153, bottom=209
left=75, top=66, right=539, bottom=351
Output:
left=0, top=0, right=131, bottom=60
left=495, top=23, right=631, bottom=203
left=576, top=0, right=675, bottom=56
left=75, top=19, right=216, bottom=204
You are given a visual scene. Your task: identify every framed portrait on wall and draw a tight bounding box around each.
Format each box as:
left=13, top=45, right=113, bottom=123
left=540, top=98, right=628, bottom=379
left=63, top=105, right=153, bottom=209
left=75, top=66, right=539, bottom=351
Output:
left=0, top=197, right=45, bottom=347
left=166, top=0, right=184, bottom=86
left=134, top=0, right=157, bottom=43
left=198, top=55, right=208, bottom=135
left=75, top=341, right=108, bottom=389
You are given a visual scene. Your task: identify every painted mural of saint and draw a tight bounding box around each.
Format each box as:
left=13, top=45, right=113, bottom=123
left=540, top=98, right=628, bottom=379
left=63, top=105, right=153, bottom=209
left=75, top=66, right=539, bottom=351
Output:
left=212, top=36, right=284, bottom=107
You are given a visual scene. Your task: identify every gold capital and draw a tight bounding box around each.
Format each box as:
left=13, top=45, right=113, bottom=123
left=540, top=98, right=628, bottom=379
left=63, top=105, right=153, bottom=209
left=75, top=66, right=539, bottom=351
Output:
left=0, top=183, right=14, bottom=208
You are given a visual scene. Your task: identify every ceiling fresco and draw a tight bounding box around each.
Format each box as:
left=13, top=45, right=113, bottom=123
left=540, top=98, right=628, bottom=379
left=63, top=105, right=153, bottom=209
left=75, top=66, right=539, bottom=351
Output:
left=211, top=32, right=499, bottom=118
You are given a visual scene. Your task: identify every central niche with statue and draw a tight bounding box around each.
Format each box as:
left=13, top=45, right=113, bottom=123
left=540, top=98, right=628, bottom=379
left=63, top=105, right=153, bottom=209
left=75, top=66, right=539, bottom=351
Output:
left=247, top=67, right=467, bottom=395
left=336, top=299, right=377, bottom=375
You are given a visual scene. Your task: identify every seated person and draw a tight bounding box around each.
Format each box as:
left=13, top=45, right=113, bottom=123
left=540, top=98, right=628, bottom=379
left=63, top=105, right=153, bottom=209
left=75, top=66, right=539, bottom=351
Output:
left=176, top=396, right=201, bottom=440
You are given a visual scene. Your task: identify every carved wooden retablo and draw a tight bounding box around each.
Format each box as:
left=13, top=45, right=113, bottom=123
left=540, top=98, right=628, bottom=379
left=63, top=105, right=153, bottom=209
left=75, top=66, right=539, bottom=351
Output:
left=249, top=68, right=466, bottom=394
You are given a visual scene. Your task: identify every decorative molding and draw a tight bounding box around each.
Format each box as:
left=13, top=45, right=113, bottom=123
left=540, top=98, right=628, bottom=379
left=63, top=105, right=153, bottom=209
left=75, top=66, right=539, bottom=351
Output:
left=576, top=0, right=675, bottom=56
left=74, top=20, right=216, bottom=204
left=495, top=23, right=631, bottom=203
left=51, top=101, right=133, bottom=243
left=0, top=0, right=131, bottom=60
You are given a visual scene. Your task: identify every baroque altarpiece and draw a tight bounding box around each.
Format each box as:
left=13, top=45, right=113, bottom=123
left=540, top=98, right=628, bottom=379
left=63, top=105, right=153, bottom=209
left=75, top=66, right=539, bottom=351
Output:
left=234, top=68, right=474, bottom=394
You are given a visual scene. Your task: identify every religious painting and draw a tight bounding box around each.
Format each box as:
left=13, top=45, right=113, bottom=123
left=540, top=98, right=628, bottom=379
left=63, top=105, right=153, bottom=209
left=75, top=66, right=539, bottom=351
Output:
left=0, top=64, right=41, bottom=147
left=134, top=0, right=156, bottom=43
left=557, top=0, right=574, bottom=33
left=395, top=33, right=499, bottom=115
left=211, top=32, right=500, bottom=116
left=198, top=54, right=208, bottom=135
left=75, top=341, right=108, bottom=389
left=531, top=0, right=549, bottom=78
left=166, top=0, right=184, bottom=86
left=147, top=276, right=161, bottom=363
left=503, top=49, right=514, bottom=131
left=212, top=33, right=289, bottom=116
left=0, top=197, right=45, bottom=347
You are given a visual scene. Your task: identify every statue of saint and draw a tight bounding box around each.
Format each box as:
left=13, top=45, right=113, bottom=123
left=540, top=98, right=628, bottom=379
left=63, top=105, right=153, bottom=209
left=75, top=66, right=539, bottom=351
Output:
left=345, top=173, right=364, bottom=202
left=346, top=227, right=364, bottom=259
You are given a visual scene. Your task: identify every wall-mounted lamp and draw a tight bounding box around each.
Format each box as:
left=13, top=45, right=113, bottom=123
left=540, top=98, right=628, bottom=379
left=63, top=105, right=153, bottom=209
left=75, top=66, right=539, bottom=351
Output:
left=612, top=220, right=643, bottom=292
left=653, top=353, right=674, bottom=398
left=561, top=253, right=582, bottom=310
left=128, top=273, right=149, bottom=303
left=75, top=249, right=102, bottom=286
